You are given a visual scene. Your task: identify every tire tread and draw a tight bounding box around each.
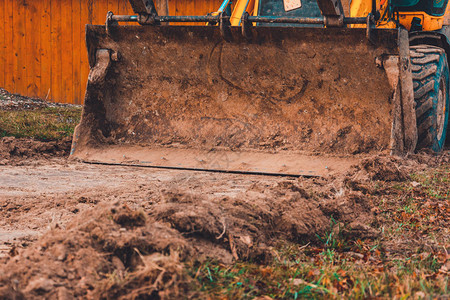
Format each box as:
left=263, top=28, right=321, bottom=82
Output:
left=410, top=45, right=447, bottom=151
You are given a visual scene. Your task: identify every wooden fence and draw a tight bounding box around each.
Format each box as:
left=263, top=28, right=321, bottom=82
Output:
left=0, top=0, right=219, bottom=104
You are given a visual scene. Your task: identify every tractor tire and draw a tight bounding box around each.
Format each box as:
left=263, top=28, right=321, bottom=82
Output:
left=410, top=45, right=449, bottom=152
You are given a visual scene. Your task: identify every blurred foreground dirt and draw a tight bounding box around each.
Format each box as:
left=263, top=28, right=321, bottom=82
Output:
left=0, top=137, right=448, bottom=298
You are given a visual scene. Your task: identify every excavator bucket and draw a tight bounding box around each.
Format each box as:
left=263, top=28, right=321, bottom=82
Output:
left=71, top=25, right=416, bottom=176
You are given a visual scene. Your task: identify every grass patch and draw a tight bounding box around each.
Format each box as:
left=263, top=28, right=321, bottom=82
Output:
left=187, top=165, right=449, bottom=299
left=0, top=107, right=82, bottom=140
left=188, top=243, right=447, bottom=298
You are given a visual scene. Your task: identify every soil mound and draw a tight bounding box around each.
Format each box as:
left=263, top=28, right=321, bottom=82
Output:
left=0, top=203, right=196, bottom=299
left=348, top=155, right=411, bottom=181
left=0, top=176, right=377, bottom=299
left=346, top=152, right=449, bottom=182
left=0, top=137, right=71, bottom=164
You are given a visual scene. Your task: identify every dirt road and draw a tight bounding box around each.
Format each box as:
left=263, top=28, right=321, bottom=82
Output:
left=0, top=158, right=284, bottom=257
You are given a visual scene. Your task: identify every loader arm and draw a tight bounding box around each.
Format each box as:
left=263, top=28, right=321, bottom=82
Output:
left=230, top=0, right=257, bottom=26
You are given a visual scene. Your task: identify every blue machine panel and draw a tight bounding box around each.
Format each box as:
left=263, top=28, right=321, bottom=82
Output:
left=257, top=0, right=323, bottom=26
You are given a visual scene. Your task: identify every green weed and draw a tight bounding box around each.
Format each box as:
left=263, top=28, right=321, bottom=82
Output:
left=0, top=107, right=82, bottom=140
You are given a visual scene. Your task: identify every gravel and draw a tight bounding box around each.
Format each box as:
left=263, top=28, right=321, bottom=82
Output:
left=0, top=88, right=82, bottom=111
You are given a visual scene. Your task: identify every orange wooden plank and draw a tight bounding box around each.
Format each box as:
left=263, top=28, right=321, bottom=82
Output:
left=186, top=0, right=194, bottom=16
left=72, top=0, right=82, bottom=104
left=93, top=0, right=100, bottom=24
left=173, top=0, right=180, bottom=14
left=183, top=1, right=191, bottom=24
left=13, top=0, right=27, bottom=95
left=171, top=0, right=201, bottom=25
left=4, top=0, right=14, bottom=92
left=100, top=0, right=109, bottom=24
left=113, top=0, right=120, bottom=14
left=107, top=0, right=116, bottom=14
left=118, top=0, right=128, bottom=14
left=177, top=0, right=184, bottom=15
left=207, top=0, right=218, bottom=14
left=86, top=0, right=94, bottom=24
left=61, top=0, right=74, bottom=103
left=40, top=0, right=52, bottom=100
left=0, top=0, right=5, bottom=88
left=95, top=0, right=109, bottom=25
left=26, top=0, right=41, bottom=97
left=193, top=0, right=198, bottom=14
left=90, top=0, right=97, bottom=24
left=201, top=0, right=215, bottom=15
left=51, top=0, right=62, bottom=102
left=11, top=0, right=18, bottom=93
left=169, top=0, right=176, bottom=15
left=123, top=0, right=133, bottom=14
left=171, top=0, right=182, bottom=24
left=117, top=0, right=124, bottom=14
left=188, top=0, right=195, bottom=15
left=80, top=0, right=91, bottom=103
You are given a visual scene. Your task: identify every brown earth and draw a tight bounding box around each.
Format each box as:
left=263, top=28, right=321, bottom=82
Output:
left=74, top=26, right=398, bottom=172
left=0, top=136, right=448, bottom=299
left=0, top=137, right=72, bottom=165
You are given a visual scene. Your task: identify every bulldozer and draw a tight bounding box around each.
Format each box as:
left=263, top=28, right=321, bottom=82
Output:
left=70, top=0, right=449, bottom=177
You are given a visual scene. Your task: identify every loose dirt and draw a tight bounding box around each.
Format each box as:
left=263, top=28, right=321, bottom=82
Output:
left=74, top=26, right=397, bottom=182
left=0, top=136, right=448, bottom=298
left=0, top=137, right=72, bottom=165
